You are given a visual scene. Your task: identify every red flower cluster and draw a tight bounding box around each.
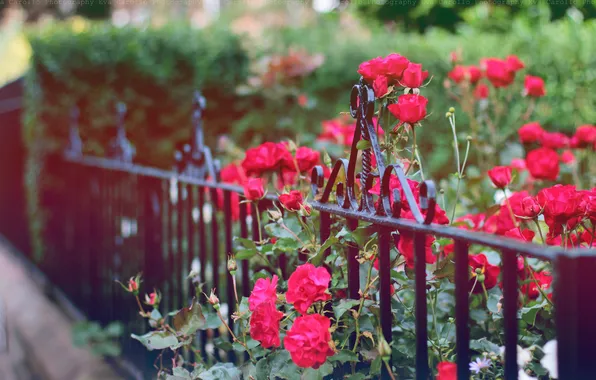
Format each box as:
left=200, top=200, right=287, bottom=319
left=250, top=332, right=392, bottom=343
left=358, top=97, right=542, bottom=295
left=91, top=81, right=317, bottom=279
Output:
left=317, top=115, right=384, bottom=147
left=481, top=55, right=525, bottom=88
left=448, top=65, right=482, bottom=84
left=284, top=314, right=334, bottom=368
left=279, top=190, right=310, bottom=213
left=286, top=263, right=331, bottom=314
left=357, top=53, right=428, bottom=96
left=436, top=362, right=457, bottom=380
left=524, top=75, right=546, bottom=97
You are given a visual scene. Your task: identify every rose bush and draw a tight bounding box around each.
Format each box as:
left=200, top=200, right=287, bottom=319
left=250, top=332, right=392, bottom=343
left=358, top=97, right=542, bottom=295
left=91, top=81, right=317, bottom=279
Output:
left=124, top=52, right=593, bottom=380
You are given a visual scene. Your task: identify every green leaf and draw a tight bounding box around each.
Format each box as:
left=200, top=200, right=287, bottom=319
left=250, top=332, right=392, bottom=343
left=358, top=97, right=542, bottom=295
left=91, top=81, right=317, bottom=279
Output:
left=131, top=331, right=179, bottom=351
left=232, top=342, right=246, bottom=352
left=302, top=363, right=333, bottom=379
left=197, top=363, right=241, bottom=380
left=274, top=237, right=302, bottom=252
left=487, top=292, right=502, bottom=315
left=346, top=374, right=367, bottom=380
left=370, top=355, right=382, bottom=375
left=333, top=299, right=360, bottom=320
left=168, top=367, right=192, bottom=380
left=433, top=252, right=455, bottom=280
left=521, top=300, right=547, bottom=326
left=172, top=298, right=207, bottom=336
left=236, top=248, right=258, bottom=260
left=356, top=140, right=372, bottom=150
left=149, top=308, right=163, bottom=328
left=329, top=350, right=358, bottom=363
left=103, top=322, right=124, bottom=337
left=234, top=237, right=257, bottom=250
left=470, top=338, right=501, bottom=354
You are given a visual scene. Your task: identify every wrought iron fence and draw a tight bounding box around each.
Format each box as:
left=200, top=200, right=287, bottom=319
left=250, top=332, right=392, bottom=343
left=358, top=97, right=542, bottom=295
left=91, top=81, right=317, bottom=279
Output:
left=44, top=85, right=595, bottom=379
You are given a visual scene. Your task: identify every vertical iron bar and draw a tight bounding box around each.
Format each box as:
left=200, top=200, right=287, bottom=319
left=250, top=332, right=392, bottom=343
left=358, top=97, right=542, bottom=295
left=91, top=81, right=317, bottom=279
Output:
left=167, top=180, right=176, bottom=311
left=224, top=190, right=236, bottom=362
left=197, top=186, right=207, bottom=360
left=502, top=249, right=518, bottom=380
left=454, top=240, right=470, bottom=380
left=210, top=188, right=221, bottom=360
left=347, top=218, right=360, bottom=300
left=88, top=169, right=102, bottom=321
left=414, top=232, right=429, bottom=380
left=239, top=200, right=249, bottom=297
left=186, top=184, right=196, bottom=302
left=378, top=227, right=392, bottom=343
left=319, top=211, right=331, bottom=260
left=176, top=179, right=185, bottom=309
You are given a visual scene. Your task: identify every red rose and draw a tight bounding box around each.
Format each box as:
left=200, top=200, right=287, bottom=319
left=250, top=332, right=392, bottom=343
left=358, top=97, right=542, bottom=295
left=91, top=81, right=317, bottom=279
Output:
left=373, top=75, right=389, bottom=97
left=357, top=56, right=385, bottom=83
left=469, top=253, right=500, bottom=293
left=401, top=62, right=428, bottom=88
left=488, top=166, right=512, bottom=189
left=294, top=147, right=320, bottom=173
left=286, top=263, right=331, bottom=314
left=484, top=58, right=515, bottom=88
left=249, top=275, right=278, bottom=311
left=436, top=362, right=457, bottom=380
left=242, top=142, right=291, bottom=176
left=398, top=231, right=436, bottom=269
left=524, top=75, right=546, bottom=97
left=505, top=55, right=525, bottom=72
left=456, top=213, right=486, bottom=230
left=388, top=94, right=428, bottom=126
left=516, top=196, right=541, bottom=218
left=525, top=148, right=560, bottom=181
left=279, top=190, right=309, bottom=213
left=560, top=150, right=575, bottom=164
left=540, top=132, right=570, bottom=149
left=573, top=124, right=596, bottom=147
left=474, top=83, right=489, bottom=99
left=243, top=178, right=265, bottom=201
left=518, top=122, right=544, bottom=143
left=284, top=314, right=334, bottom=368
left=504, top=228, right=535, bottom=242
left=510, top=158, right=526, bottom=171
left=537, top=185, right=581, bottom=235
left=523, top=271, right=552, bottom=300
left=448, top=65, right=481, bottom=84
left=448, top=66, right=466, bottom=83
left=383, top=53, right=410, bottom=81
left=250, top=301, right=283, bottom=348
left=219, top=164, right=250, bottom=221
left=318, top=119, right=357, bottom=146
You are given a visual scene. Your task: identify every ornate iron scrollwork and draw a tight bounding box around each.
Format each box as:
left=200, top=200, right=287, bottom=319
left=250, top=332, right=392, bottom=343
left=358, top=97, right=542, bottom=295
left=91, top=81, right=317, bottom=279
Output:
left=109, top=102, right=136, bottom=163
left=311, top=78, right=437, bottom=224
left=64, top=105, right=83, bottom=158
left=175, top=91, right=220, bottom=181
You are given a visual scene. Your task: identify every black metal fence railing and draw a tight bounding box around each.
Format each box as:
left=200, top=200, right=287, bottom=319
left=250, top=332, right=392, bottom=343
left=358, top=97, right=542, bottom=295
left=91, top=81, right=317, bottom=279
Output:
left=43, top=88, right=595, bottom=379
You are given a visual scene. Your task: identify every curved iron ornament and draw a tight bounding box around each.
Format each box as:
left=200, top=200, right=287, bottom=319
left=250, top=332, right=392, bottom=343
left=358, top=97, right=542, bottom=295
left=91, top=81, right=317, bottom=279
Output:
left=175, top=91, right=221, bottom=181
left=311, top=78, right=437, bottom=224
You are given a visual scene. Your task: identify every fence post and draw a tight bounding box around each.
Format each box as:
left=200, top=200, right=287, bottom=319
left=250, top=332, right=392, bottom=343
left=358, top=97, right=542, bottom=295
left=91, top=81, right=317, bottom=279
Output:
left=555, top=252, right=596, bottom=379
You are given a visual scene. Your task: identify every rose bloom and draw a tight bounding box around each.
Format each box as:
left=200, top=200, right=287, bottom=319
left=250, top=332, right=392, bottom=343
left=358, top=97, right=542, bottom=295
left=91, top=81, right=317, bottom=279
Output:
left=397, top=231, right=436, bottom=268
left=219, top=164, right=250, bottom=221
left=293, top=147, right=320, bottom=173
left=573, top=124, right=596, bottom=147
left=483, top=58, right=515, bottom=88
left=469, top=253, right=501, bottom=293
left=560, top=150, right=575, bottom=164
left=373, top=75, right=389, bottom=97
left=286, top=263, right=331, bottom=314
left=357, top=56, right=385, bottom=83
left=474, top=83, right=489, bottom=99
left=249, top=275, right=278, bottom=311
left=505, top=55, right=525, bottom=72
left=523, top=271, right=553, bottom=300
left=525, top=147, right=560, bottom=181
left=317, top=119, right=356, bottom=146
left=387, top=94, right=428, bottom=126
left=488, top=166, right=512, bottom=188
left=284, top=314, right=334, bottom=368
left=279, top=190, right=309, bottom=212
left=383, top=53, right=411, bottom=81
left=436, top=362, right=457, bottom=380
left=517, top=196, right=541, bottom=218
left=524, top=75, right=546, bottom=97
left=241, top=142, right=291, bottom=176
left=540, top=131, right=570, bottom=149
left=537, top=185, right=582, bottom=235
left=401, top=62, right=428, bottom=88
left=250, top=301, right=283, bottom=348
left=510, top=158, right=526, bottom=171
left=518, top=122, right=544, bottom=143
left=504, top=228, right=535, bottom=242
left=448, top=65, right=481, bottom=84
left=243, top=178, right=265, bottom=201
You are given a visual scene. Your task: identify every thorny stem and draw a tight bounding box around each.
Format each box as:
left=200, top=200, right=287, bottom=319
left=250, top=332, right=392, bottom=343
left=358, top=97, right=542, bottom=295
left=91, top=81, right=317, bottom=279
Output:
left=135, top=295, right=146, bottom=316
left=254, top=202, right=263, bottom=243
left=383, top=361, right=397, bottom=380
left=523, top=257, right=554, bottom=307
left=352, top=264, right=377, bottom=353
left=216, top=309, right=256, bottom=362
left=533, top=219, right=546, bottom=245
left=232, top=276, right=239, bottom=305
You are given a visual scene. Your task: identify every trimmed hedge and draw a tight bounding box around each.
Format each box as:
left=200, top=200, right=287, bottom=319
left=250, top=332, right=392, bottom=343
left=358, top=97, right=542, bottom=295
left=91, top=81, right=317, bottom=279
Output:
left=24, top=22, right=250, bottom=260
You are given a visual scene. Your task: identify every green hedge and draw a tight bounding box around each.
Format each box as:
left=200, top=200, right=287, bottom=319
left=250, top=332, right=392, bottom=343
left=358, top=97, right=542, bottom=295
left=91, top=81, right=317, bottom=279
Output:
left=24, top=22, right=250, bottom=260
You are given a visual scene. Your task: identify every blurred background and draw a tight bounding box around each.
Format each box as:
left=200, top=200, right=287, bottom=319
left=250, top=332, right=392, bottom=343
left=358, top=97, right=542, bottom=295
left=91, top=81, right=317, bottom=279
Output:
left=0, top=1, right=595, bottom=378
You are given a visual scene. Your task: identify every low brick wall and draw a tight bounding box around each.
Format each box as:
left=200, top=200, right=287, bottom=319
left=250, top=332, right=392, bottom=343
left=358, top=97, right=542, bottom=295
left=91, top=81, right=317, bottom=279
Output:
left=0, top=240, right=123, bottom=380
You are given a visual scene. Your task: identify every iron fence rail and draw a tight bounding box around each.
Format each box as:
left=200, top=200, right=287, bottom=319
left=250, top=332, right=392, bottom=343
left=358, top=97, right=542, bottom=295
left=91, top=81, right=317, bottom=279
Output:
left=42, top=87, right=595, bottom=380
